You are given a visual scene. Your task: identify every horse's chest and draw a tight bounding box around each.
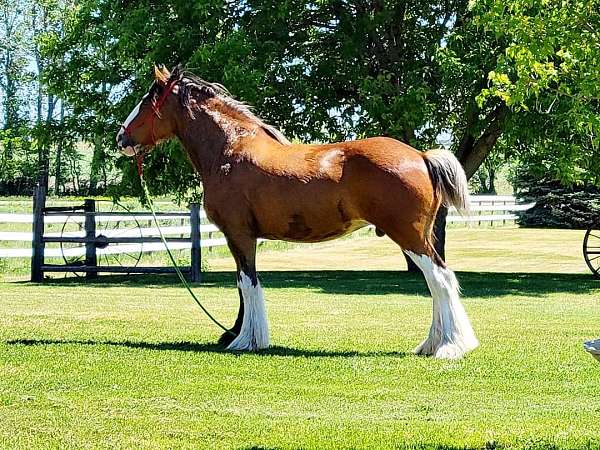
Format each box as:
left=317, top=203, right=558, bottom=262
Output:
left=202, top=204, right=228, bottom=233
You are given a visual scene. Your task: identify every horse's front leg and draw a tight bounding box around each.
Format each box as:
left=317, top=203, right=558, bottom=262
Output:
left=220, top=236, right=269, bottom=351
left=217, top=288, right=244, bottom=346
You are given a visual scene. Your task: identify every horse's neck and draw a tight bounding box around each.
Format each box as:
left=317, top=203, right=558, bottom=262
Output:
left=177, top=109, right=232, bottom=176
left=179, top=103, right=281, bottom=184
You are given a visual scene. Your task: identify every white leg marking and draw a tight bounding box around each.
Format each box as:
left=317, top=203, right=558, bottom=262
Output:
left=226, top=271, right=270, bottom=351
left=405, top=251, right=479, bottom=359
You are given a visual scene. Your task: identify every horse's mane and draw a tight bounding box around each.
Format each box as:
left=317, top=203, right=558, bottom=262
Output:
left=174, top=70, right=291, bottom=146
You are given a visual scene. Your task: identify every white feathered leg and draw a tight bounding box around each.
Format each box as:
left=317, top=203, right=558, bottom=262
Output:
left=226, top=271, right=270, bottom=351
left=406, top=251, right=479, bottom=359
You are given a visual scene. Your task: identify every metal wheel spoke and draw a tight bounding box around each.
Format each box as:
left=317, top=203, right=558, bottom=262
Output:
left=111, top=253, right=124, bottom=267
left=110, top=223, right=141, bottom=238
left=57, top=200, right=144, bottom=276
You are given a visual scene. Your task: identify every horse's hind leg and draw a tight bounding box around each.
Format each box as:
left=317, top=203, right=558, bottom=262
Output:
left=385, top=227, right=478, bottom=359
left=403, top=247, right=479, bottom=359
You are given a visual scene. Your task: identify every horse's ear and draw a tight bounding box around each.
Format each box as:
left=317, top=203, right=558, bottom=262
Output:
left=154, top=64, right=169, bottom=85
left=160, top=64, right=171, bottom=79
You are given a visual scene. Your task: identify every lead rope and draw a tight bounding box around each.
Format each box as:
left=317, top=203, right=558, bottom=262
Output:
left=136, top=154, right=235, bottom=337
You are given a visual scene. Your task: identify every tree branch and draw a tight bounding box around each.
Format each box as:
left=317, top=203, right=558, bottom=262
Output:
left=459, top=103, right=509, bottom=179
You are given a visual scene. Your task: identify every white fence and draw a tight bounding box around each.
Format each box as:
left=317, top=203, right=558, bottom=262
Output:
left=447, top=195, right=534, bottom=223
left=0, top=195, right=533, bottom=259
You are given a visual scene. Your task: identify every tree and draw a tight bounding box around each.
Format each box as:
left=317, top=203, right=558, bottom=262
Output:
left=39, top=0, right=599, bottom=255
left=42, top=0, right=244, bottom=197
left=471, top=0, right=600, bottom=185
left=30, top=0, right=73, bottom=190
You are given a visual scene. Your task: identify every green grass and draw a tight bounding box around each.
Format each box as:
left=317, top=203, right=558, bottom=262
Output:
left=1, top=229, right=599, bottom=449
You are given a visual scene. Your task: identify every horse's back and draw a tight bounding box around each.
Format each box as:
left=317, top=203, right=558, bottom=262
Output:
left=342, top=136, right=427, bottom=169
left=243, top=134, right=426, bottom=183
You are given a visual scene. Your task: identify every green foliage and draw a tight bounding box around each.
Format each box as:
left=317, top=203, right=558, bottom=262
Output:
left=472, top=0, right=600, bottom=186
left=0, top=0, right=596, bottom=200
left=0, top=127, right=38, bottom=194
left=473, top=0, right=600, bottom=109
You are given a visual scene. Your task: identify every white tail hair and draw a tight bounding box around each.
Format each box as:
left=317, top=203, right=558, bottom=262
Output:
left=423, top=149, right=470, bottom=215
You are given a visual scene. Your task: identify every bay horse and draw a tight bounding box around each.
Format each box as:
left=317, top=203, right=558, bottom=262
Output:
left=116, top=65, right=479, bottom=359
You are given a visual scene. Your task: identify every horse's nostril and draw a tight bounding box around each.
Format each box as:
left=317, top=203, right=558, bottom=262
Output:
left=118, top=133, right=133, bottom=149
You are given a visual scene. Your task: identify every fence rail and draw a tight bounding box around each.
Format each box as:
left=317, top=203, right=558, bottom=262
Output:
left=1, top=195, right=532, bottom=259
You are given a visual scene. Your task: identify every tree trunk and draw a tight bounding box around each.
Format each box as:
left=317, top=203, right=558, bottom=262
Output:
left=432, top=205, right=448, bottom=260
left=89, top=82, right=107, bottom=195
left=487, top=166, right=496, bottom=193
left=89, top=138, right=102, bottom=195
left=458, top=104, right=508, bottom=179
left=54, top=102, right=65, bottom=195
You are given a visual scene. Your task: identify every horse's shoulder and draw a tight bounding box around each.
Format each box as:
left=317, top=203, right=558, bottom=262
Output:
left=238, top=142, right=345, bottom=181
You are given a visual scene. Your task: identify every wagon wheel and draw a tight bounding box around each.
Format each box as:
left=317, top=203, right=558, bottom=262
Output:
left=60, top=201, right=144, bottom=277
left=583, top=225, right=600, bottom=279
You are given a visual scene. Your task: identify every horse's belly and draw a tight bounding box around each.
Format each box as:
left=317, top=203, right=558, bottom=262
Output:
left=261, top=217, right=369, bottom=243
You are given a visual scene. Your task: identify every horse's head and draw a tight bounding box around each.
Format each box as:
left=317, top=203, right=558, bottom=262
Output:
left=116, top=64, right=182, bottom=157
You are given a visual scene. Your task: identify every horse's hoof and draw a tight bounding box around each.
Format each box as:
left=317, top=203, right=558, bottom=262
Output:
left=414, top=335, right=479, bottom=359
left=227, top=342, right=258, bottom=352
left=226, top=333, right=270, bottom=352
left=414, top=338, right=435, bottom=356
left=433, top=343, right=465, bottom=360
left=217, top=330, right=236, bottom=347
left=414, top=340, right=470, bottom=359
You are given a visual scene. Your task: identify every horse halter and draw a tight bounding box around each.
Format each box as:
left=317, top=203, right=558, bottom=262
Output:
left=123, top=77, right=179, bottom=173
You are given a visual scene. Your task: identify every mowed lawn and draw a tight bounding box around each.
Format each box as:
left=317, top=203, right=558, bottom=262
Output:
left=1, top=228, right=599, bottom=449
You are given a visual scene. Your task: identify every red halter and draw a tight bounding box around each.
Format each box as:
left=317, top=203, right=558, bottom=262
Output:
left=123, top=78, right=178, bottom=176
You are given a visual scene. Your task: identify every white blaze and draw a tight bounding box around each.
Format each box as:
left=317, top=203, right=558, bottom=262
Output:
left=123, top=93, right=148, bottom=129
left=116, top=93, right=149, bottom=154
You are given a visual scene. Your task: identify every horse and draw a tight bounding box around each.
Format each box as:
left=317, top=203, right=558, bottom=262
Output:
left=116, top=64, right=479, bottom=359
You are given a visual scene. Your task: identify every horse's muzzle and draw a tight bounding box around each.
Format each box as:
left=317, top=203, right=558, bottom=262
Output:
left=116, top=127, right=138, bottom=156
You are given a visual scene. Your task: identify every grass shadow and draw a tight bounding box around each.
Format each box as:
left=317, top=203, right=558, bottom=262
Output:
left=28, top=270, right=599, bottom=298
left=4, top=338, right=409, bottom=359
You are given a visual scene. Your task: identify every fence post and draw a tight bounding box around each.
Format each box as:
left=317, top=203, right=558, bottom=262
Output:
left=30, top=184, right=46, bottom=282
left=190, top=203, right=201, bottom=282
left=84, top=199, right=97, bottom=279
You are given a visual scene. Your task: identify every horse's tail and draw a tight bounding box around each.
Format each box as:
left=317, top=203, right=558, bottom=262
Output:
left=422, top=149, right=470, bottom=215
